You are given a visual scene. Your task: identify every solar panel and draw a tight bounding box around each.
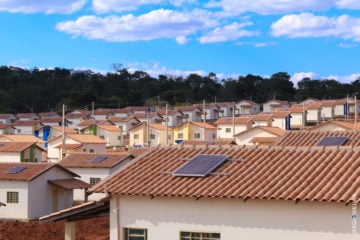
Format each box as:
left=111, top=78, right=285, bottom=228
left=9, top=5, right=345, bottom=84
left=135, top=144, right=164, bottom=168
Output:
left=7, top=165, right=27, bottom=174
left=317, top=136, right=349, bottom=146
left=91, top=156, right=108, bottom=163
left=173, top=154, right=228, bottom=177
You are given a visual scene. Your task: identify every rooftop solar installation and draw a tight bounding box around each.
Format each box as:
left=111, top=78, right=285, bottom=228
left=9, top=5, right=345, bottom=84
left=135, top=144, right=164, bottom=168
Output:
left=173, top=154, right=228, bottom=177
left=317, top=136, right=349, bottom=146
left=7, top=165, right=27, bottom=174
left=91, top=155, right=108, bottom=163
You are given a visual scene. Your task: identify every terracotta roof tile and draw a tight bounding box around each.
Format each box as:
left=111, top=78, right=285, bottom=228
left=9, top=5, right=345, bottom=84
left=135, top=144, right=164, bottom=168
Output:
left=0, top=142, right=35, bottom=152
left=0, top=134, right=44, bottom=143
left=60, top=153, right=133, bottom=168
left=191, top=122, right=216, bottom=129
left=90, top=145, right=359, bottom=203
left=97, top=125, right=120, bottom=132
left=0, top=124, right=13, bottom=129
left=51, top=126, right=78, bottom=134
left=249, top=137, right=279, bottom=143
left=215, top=116, right=254, bottom=125
left=48, top=178, right=91, bottom=189
left=67, top=134, right=107, bottom=144
left=12, top=120, right=41, bottom=126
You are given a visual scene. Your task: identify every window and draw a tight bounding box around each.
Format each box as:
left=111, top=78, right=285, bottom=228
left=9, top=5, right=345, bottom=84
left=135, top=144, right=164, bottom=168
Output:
left=150, top=134, right=156, bottom=140
left=212, top=134, right=216, bottom=139
left=89, top=149, right=94, bottom=153
left=178, top=133, right=183, bottom=139
left=99, top=135, right=105, bottom=140
left=134, top=134, right=139, bottom=140
left=90, top=177, right=101, bottom=186
left=225, top=128, right=231, bottom=133
left=124, top=228, right=147, bottom=240
left=194, top=133, right=200, bottom=139
left=7, top=192, right=19, bottom=203
left=180, top=231, right=220, bottom=240
left=16, top=129, right=21, bottom=134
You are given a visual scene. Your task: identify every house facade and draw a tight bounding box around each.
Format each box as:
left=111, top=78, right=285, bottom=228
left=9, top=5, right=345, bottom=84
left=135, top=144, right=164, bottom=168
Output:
left=173, top=121, right=217, bottom=143
left=174, top=106, right=203, bottom=122
left=236, top=100, right=260, bottom=115
left=215, top=116, right=253, bottom=140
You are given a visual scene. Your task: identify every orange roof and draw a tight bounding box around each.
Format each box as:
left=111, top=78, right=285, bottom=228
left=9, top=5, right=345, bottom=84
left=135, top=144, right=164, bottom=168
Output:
left=12, top=120, right=41, bottom=126
left=307, top=102, right=323, bottom=109
left=97, top=125, right=120, bottom=132
left=0, top=134, right=44, bottom=143
left=60, top=153, right=133, bottom=168
left=309, top=121, right=357, bottom=131
left=55, top=134, right=106, bottom=144
left=249, top=137, right=279, bottom=143
left=90, top=145, right=359, bottom=203
left=191, top=122, right=216, bottom=129
left=0, top=142, right=35, bottom=152
left=271, top=111, right=290, bottom=118
left=321, top=100, right=336, bottom=107
left=235, top=126, right=285, bottom=137
left=51, top=126, right=78, bottom=134
left=215, top=116, right=253, bottom=125
left=252, top=113, right=272, bottom=121
left=180, top=140, right=236, bottom=146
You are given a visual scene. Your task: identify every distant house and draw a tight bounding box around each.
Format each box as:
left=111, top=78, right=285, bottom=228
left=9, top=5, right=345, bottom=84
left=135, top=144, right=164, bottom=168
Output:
left=306, top=102, right=323, bottom=124
left=0, top=124, right=15, bottom=135
left=173, top=121, right=216, bottom=143
left=108, top=116, right=140, bottom=135
left=212, top=102, right=236, bottom=117
left=65, top=112, right=91, bottom=130
left=44, top=125, right=78, bottom=141
left=77, top=119, right=113, bottom=132
left=59, top=153, right=134, bottom=201
left=262, top=99, right=289, bottom=113
left=89, top=145, right=359, bottom=240
left=271, top=111, right=291, bottom=130
left=289, top=105, right=307, bottom=129
left=215, top=116, right=254, bottom=140
left=334, top=99, right=348, bottom=118
left=234, top=126, right=285, bottom=145
left=12, top=120, right=43, bottom=135
left=40, top=117, right=63, bottom=127
left=132, top=112, right=163, bottom=124
left=320, top=100, right=336, bottom=120
left=16, top=113, right=40, bottom=121
left=0, top=142, right=45, bottom=163
left=157, top=109, right=184, bottom=127
left=236, top=100, right=260, bottom=115
left=38, top=112, right=61, bottom=119
left=47, top=134, right=107, bottom=162
left=193, top=103, right=221, bottom=120
left=0, top=162, right=89, bottom=220
left=81, top=124, right=121, bottom=147
left=173, top=106, right=203, bottom=122
left=92, top=108, right=114, bottom=120
left=0, top=114, right=16, bottom=124
left=112, top=108, right=133, bottom=118
left=252, top=113, right=272, bottom=127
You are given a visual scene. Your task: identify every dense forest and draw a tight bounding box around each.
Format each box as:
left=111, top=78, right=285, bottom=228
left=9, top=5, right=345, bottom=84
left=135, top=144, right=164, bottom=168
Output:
left=0, top=66, right=358, bottom=114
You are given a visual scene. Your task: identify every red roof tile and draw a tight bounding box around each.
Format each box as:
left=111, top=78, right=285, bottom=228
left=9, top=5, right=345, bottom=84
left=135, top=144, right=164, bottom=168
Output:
left=59, top=153, right=133, bottom=168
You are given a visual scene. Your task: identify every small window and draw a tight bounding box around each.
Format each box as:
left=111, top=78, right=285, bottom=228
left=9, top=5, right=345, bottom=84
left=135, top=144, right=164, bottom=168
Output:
left=90, top=177, right=101, bottom=186
left=178, top=133, right=183, bottom=139
left=225, top=128, right=231, bottom=133
left=89, top=149, right=94, bottom=153
left=134, top=134, right=139, bottom=140
left=124, top=228, right=147, bottom=240
left=180, top=231, right=220, bottom=240
left=194, top=133, right=201, bottom=139
left=150, top=134, right=156, bottom=140
left=17, top=129, right=21, bottom=134
left=99, top=135, right=105, bottom=140
left=7, top=192, right=19, bottom=203
left=212, top=134, right=216, bottom=139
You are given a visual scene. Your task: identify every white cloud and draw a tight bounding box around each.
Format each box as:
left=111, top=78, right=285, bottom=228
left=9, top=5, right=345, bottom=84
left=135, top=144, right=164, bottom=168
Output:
left=335, top=0, right=360, bottom=9
left=206, top=0, right=333, bottom=15
left=291, top=72, right=360, bottom=86
left=0, top=0, right=86, bottom=14
left=339, top=42, right=357, bottom=48
left=271, top=13, right=360, bottom=41
left=291, top=72, right=319, bottom=87
left=199, top=22, right=259, bottom=43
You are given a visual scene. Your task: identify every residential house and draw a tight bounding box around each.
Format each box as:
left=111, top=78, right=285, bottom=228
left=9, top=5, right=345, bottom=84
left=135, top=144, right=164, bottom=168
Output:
left=215, top=116, right=254, bottom=140
left=65, top=112, right=91, bottom=130
left=12, top=120, right=43, bottom=135
left=334, top=99, right=348, bottom=118
left=157, top=109, right=184, bottom=127
left=173, top=106, right=203, bottom=122
left=47, top=134, right=107, bottom=162
left=81, top=124, right=121, bottom=147
left=112, top=108, right=133, bottom=118
left=108, top=116, right=140, bottom=135
left=271, top=111, right=291, bottom=130
left=0, top=162, right=89, bottom=220
left=173, top=121, right=217, bottom=143
left=0, top=134, right=45, bottom=147
left=0, top=142, right=45, bottom=163
left=234, top=126, right=285, bottom=145
left=212, top=102, right=235, bottom=117
left=92, top=108, right=114, bottom=120
left=299, top=98, right=319, bottom=106
left=126, top=106, right=153, bottom=114
left=320, top=100, right=336, bottom=120
left=306, top=102, right=323, bottom=125
left=59, top=153, right=134, bottom=201
left=262, top=99, right=289, bottom=113
left=43, top=125, right=78, bottom=141
left=0, top=114, right=16, bottom=124
left=40, top=117, right=63, bottom=127
left=288, top=105, right=307, bottom=129
left=309, top=120, right=358, bottom=131
left=252, top=113, right=272, bottom=127
left=132, top=112, right=163, bottom=124
left=129, top=122, right=173, bottom=147
left=38, top=112, right=61, bottom=119
left=16, top=113, right=40, bottom=121
left=89, top=145, right=359, bottom=240
left=77, top=119, right=113, bottom=132
left=0, top=124, right=15, bottom=135
left=193, top=102, right=221, bottom=120
left=236, top=100, right=261, bottom=115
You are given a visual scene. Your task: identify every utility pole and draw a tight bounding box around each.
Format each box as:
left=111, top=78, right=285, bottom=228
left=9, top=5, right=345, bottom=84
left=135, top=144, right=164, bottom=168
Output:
left=232, top=101, right=235, bottom=141
left=61, top=104, right=66, bottom=161
left=203, top=99, right=206, bottom=141
left=165, top=104, right=169, bottom=145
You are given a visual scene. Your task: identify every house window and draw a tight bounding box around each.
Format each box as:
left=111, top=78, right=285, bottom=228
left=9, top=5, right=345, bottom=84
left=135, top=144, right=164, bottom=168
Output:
left=178, top=133, right=183, bottom=139
left=89, top=149, right=94, bottom=153
left=90, top=177, right=101, bottom=186
left=180, top=231, right=220, bottom=240
left=7, top=192, right=19, bottom=203
left=134, top=134, right=139, bottom=140
left=194, top=133, right=201, bottom=139
left=99, top=135, right=105, bottom=140
left=16, top=129, right=21, bottom=134
left=124, top=228, right=147, bottom=240
left=225, top=128, right=231, bottom=133
left=212, top=134, right=216, bottom=139
left=150, top=134, right=156, bottom=140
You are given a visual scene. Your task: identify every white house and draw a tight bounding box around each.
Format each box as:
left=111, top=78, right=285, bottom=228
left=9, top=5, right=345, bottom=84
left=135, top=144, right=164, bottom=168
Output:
left=262, top=99, right=289, bottom=113
left=211, top=102, right=235, bottom=117
left=193, top=103, right=221, bottom=120
left=0, top=142, right=45, bottom=163
left=306, top=102, right=322, bottom=124
left=320, top=100, right=336, bottom=120
left=174, top=106, right=203, bottom=122
left=92, top=108, right=114, bottom=120
left=59, top=153, right=134, bottom=201
left=234, top=126, right=285, bottom=145
left=66, top=112, right=91, bottom=130
left=252, top=113, right=272, bottom=127
left=12, top=120, right=43, bottom=135
left=157, top=109, right=184, bottom=127
left=236, top=100, right=260, bottom=115
left=16, top=113, right=40, bottom=121
left=271, top=111, right=291, bottom=130
left=0, top=162, right=89, bottom=220
left=0, top=114, right=16, bottom=124
left=0, top=124, right=15, bottom=135
left=289, top=105, right=307, bottom=129
left=47, top=134, right=107, bottom=162
left=334, top=99, right=348, bottom=118
left=215, top=116, right=254, bottom=140
left=89, top=145, right=359, bottom=240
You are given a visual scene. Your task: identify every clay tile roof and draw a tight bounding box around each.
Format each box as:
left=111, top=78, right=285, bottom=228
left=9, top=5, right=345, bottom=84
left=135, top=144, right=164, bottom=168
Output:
left=149, top=124, right=169, bottom=131
left=38, top=112, right=59, bottom=118
left=0, top=163, right=77, bottom=181
left=271, top=111, right=290, bottom=118
left=66, top=112, right=90, bottom=118
left=78, top=119, right=110, bottom=127
left=321, top=100, right=336, bottom=106
left=97, top=125, right=120, bottom=132
left=191, top=122, right=216, bottom=129
left=252, top=113, right=272, bottom=121
left=0, top=124, right=13, bottom=129
left=334, top=99, right=347, bottom=104
left=174, top=106, right=202, bottom=112
left=289, top=106, right=307, bottom=113
left=93, top=109, right=113, bottom=115
left=109, top=116, right=139, bottom=123
left=12, top=120, right=41, bottom=126
left=90, top=145, right=360, bottom=203
left=249, top=137, right=279, bottom=143
left=48, top=178, right=91, bottom=189
left=307, top=102, right=323, bottom=109
left=0, top=142, right=35, bottom=152
left=215, top=116, right=254, bottom=125
left=66, top=134, right=107, bottom=144
left=40, top=117, right=62, bottom=123
left=0, top=134, right=44, bottom=144
left=60, top=153, right=132, bottom=168
left=309, top=121, right=357, bottom=131
left=51, top=126, right=78, bottom=134
left=180, top=140, right=236, bottom=146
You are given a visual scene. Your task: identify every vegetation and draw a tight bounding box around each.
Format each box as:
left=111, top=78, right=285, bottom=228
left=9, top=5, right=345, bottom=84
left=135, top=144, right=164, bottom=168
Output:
left=0, top=66, right=358, bottom=114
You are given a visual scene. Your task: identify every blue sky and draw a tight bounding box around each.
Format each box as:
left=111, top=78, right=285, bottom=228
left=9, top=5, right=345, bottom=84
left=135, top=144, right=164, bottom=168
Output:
left=1, top=1, right=360, bottom=86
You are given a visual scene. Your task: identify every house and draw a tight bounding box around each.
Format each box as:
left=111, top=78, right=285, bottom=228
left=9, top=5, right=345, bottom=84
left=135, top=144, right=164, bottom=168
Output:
left=38, top=112, right=61, bottom=119
left=92, top=108, right=114, bottom=120
left=129, top=122, right=174, bottom=147
left=334, top=99, right=348, bottom=118
left=89, top=144, right=359, bottom=240
left=81, top=124, right=121, bottom=147
left=65, top=112, right=91, bottom=130
left=215, top=116, right=254, bottom=140
left=193, top=102, right=221, bottom=120
left=78, top=119, right=113, bottom=131
left=262, top=99, right=289, bottom=113
left=236, top=100, right=260, bottom=115
left=306, top=102, right=323, bottom=124
left=0, top=123, right=15, bottom=135
left=112, top=108, right=133, bottom=118
left=0, top=134, right=45, bottom=147
left=12, top=120, right=43, bottom=135
left=132, top=112, right=163, bottom=124
left=309, top=120, right=358, bottom=131
left=16, top=113, right=40, bottom=121
left=59, top=153, right=134, bottom=201
left=288, top=105, right=307, bottom=129
left=320, top=100, right=336, bottom=120
left=0, top=142, right=45, bottom=163
left=299, top=98, right=319, bottom=106
left=271, top=111, right=291, bottom=130
left=211, top=102, right=235, bottom=117
left=44, top=125, right=78, bottom=141
left=173, top=106, right=203, bottom=122
left=173, top=121, right=216, bottom=143
left=108, top=116, right=140, bottom=135
left=252, top=113, right=272, bottom=127
left=234, top=126, right=285, bottom=145
left=47, top=134, right=107, bottom=162
left=0, top=114, right=16, bottom=124
left=157, top=109, right=184, bottom=127
left=0, top=162, right=89, bottom=220
left=40, top=117, right=63, bottom=127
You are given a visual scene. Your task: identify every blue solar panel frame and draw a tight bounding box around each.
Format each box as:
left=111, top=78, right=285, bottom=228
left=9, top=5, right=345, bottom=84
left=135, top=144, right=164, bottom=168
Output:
left=173, top=154, right=228, bottom=177
left=91, top=156, right=108, bottom=163
left=7, top=165, right=27, bottom=174
left=317, top=136, right=349, bottom=146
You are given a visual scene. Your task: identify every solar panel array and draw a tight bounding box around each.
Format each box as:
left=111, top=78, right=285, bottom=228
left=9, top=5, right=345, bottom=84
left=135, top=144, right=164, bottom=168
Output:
left=317, top=136, right=349, bottom=146
left=173, top=154, right=228, bottom=177
left=7, top=165, right=27, bottom=174
left=91, top=155, right=108, bottom=163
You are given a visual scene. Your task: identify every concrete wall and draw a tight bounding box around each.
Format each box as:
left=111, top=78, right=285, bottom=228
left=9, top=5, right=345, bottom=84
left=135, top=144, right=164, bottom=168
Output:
left=110, top=195, right=359, bottom=240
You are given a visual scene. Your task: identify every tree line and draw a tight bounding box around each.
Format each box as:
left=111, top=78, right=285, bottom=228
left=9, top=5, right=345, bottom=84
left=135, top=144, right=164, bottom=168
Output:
left=0, top=66, right=358, bottom=114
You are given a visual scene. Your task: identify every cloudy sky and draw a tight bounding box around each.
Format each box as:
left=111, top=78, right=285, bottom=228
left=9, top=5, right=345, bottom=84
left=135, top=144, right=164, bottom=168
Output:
left=1, top=0, right=360, bottom=85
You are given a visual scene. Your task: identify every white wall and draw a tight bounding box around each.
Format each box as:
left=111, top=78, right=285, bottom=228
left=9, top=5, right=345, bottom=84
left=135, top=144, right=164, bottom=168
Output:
left=0, top=152, right=20, bottom=162
left=0, top=181, right=29, bottom=219
left=217, top=124, right=249, bottom=139
left=272, top=118, right=286, bottom=130
left=235, top=128, right=278, bottom=145
left=110, top=195, right=359, bottom=240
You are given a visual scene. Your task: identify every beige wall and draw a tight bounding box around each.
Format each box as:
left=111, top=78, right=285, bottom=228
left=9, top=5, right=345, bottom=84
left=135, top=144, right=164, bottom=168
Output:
left=235, top=128, right=278, bottom=145
left=110, top=195, right=359, bottom=240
